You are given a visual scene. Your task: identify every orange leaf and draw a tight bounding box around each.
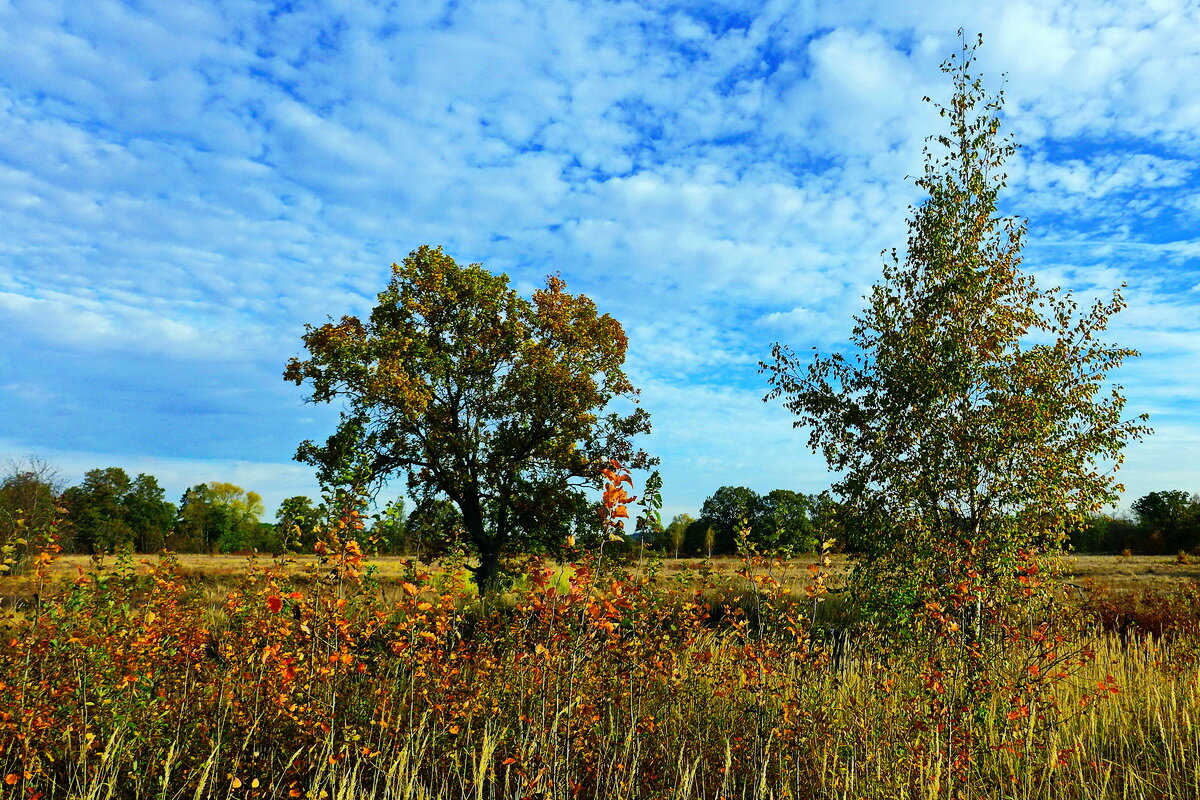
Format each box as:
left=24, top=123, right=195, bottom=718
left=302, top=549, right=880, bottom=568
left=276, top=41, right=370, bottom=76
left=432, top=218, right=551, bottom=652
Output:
left=4, top=774, right=18, bottom=786
left=266, top=595, right=283, bottom=614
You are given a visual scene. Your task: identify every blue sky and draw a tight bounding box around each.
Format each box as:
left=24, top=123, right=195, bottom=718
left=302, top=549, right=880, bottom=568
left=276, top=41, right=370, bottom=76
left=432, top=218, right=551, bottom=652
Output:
left=1, top=0, right=1198, bottom=521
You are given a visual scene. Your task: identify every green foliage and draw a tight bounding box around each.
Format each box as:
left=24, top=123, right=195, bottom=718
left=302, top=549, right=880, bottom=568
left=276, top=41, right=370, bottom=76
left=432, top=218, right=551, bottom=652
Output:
left=661, top=513, right=693, bottom=558
left=692, top=486, right=759, bottom=555
left=681, top=486, right=818, bottom=556
left=0, top=458, right=60, bottom=572
left=175, top=481, right=266, bottom=553
left=285, top=245, right=654, bottom=590
left=1071, top=491, right=1200, bottom=554
left=763, top=37, right=1149, bottom=622
left=61, top=468, right=175, bottom=554
left=759, top=489, right=818, bottom=553
left=1069, top=513, right=1139, bottom=553
left=404, top=497, right=464, bottom=559
left=363, top=497, right=405, bottom=555
left=1131, top=490, right=1200, bottom=553
left=276, top=495, right=322, bottom=551
left=634, top=469, right=663, bottom=546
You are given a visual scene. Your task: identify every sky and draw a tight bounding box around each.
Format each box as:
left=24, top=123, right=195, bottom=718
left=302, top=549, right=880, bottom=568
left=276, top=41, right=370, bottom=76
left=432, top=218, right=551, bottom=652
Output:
left=1, top=0, right=1198, bottom=523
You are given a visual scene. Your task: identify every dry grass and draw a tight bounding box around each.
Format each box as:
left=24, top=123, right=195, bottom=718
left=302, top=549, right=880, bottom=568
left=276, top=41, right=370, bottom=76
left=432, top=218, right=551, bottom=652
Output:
left=1062, top=553, right=1200, bottom=592
left=23, top=551, right=1200, bottom=591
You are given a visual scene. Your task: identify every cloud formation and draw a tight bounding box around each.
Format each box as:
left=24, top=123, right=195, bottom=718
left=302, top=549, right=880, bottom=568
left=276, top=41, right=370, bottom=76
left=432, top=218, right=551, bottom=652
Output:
left=2, top=0, right=1198, bottom=517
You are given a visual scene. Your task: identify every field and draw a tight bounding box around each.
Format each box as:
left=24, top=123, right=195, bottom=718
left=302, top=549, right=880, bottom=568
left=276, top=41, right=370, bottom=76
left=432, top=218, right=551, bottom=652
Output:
left=3, top=546, right=1200, bottom=799
left=27, top=550, right=1200, bottom=591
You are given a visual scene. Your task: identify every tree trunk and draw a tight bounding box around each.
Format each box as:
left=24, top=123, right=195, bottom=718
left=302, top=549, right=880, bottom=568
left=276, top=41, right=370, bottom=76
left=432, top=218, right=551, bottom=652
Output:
left=474, top=540, right=501, bottom=595
left=459, top=498, right=501, bottom=595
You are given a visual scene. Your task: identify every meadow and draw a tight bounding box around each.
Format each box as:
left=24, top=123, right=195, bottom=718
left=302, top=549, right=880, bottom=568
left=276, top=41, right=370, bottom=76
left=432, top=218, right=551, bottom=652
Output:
left=3, top=533, right=1200, bottom=800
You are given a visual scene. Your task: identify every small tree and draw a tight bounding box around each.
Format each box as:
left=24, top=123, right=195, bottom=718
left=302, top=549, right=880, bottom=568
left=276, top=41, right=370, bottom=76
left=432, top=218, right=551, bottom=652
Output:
left=763, top=36, right=1149, bottom=623
left=286, top=245, right=653, bottom=591
left=663, top=513, right=694, bottom=558
left=276, top=495, right=322, bottom=551
left=0, top=458, right=62, bottom=573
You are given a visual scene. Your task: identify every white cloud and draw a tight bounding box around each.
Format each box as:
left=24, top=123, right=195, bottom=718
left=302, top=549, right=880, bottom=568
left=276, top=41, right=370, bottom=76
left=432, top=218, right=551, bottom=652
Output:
left=0, top=0, right=1197, bottom=516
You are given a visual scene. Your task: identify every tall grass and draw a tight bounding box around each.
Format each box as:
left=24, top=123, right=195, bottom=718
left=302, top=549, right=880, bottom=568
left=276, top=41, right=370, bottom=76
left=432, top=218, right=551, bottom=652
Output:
left=3, top=530, right=1200, bottom=799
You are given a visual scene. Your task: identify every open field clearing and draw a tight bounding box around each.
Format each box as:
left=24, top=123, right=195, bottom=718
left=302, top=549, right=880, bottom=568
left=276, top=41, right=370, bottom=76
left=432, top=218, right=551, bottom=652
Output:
left=17, top=551, right=1200, bottom=591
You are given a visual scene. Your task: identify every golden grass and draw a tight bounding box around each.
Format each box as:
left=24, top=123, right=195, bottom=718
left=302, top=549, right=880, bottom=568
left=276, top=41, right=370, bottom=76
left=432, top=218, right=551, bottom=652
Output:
left=26, top=550, right=1200, bottom=590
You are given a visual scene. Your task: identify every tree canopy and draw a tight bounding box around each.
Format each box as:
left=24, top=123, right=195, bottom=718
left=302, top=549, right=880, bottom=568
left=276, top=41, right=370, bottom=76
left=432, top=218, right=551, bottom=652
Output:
left=286, top=245, right=653, bottom=590
left=176, top=482, right=266, bottom=554
left=61, top=468, right=175, bottom=554
left=762, top=37, right=1149, bottom=621
left=1131, top=490, right=1200, bottom=553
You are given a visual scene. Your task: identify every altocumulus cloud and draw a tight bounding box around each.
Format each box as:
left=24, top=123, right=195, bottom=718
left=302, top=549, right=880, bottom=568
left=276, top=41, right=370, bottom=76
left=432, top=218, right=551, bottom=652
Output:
left=1, top=0, right=1198, bottom=517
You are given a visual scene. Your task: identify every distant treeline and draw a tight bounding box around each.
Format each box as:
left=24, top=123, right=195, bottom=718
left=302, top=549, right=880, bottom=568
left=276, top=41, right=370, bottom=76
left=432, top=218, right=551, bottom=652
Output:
left=1071, top=490, right=1200, bottom=555
left=0, top=459, right=444, bottom=556
left=1, top=459, right=1195, bottom=557
left=649, top=486, right=828, bottom=557
left=644, top=486, right=1200, bottom=558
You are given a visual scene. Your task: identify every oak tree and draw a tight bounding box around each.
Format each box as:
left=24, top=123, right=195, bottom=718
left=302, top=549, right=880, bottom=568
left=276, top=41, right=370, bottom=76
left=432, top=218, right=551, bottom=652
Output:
left=286, top=245, right=653, bottom=590
left=763, top=38, right=1149, bottom=621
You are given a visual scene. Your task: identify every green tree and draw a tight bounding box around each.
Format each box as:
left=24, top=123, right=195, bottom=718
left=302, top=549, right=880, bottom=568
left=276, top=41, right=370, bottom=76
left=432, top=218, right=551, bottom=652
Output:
left=276, top=495, right=321, bottom=551
left=58, top=468, right=175, bottom=554
left=123, top=474, right=175, bottom=553
left=662, top=513, right=694, bottom=558
left=175, top=482, right=264, bottom=553
left=1132, top=490, right=1200, bottom=553
left=62, top=468, right=134, bottom=553
left=285, top=245, right=653, bottom=591
left=367, top=498, right=407, bottom=555
left=762, top=39, right=1148, bottom=623
left=691, top=486, right=762, bottom=555
left=758, top=489, right=817, bottom=552
left=1070, top=512, right=1140, bottom=554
